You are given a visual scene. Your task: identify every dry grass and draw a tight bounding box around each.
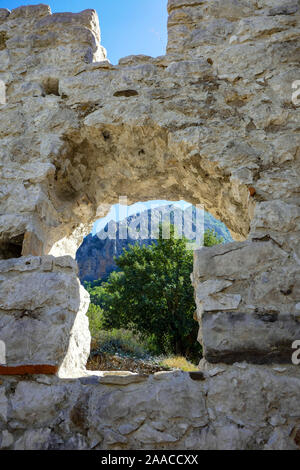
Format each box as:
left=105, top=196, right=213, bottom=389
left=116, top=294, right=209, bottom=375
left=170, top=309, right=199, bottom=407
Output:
left=88, top=329, right=199, bottom=374
left=159, top=356, right=199, bottom=372
left=87, top=352, right=169, bottom=374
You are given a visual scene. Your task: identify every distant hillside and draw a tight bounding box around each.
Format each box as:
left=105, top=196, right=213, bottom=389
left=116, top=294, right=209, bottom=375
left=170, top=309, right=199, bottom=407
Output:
left=76, top=205, right=232, bottom=283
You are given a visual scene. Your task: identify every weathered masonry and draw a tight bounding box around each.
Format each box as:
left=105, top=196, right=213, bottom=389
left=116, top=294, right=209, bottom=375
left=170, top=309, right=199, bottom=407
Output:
left=0, top=1, right=300, bottom=450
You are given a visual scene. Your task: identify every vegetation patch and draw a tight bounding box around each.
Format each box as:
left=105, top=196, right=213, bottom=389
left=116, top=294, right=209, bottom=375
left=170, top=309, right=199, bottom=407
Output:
left=85, top=226, right=224, bottom=372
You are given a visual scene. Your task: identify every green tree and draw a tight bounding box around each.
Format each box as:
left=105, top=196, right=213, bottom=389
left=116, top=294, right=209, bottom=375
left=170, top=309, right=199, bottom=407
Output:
left=86, top=303, right=105, bottom=338
left=204, top=228, right=224, bottom=247
left=96, top=226, right=223, bottom=360
left=84, top=281, right=108, bottom=307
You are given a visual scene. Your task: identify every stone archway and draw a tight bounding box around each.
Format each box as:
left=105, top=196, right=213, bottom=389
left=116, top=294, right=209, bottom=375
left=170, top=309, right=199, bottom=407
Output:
left=0, top=0, right=299, bottom=367
left=0, top=2, right=300, bottom=450
left=46, top=119, right=253, bottom=257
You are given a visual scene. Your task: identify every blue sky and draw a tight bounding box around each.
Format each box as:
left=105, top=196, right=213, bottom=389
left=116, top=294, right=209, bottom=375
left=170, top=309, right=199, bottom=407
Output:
left=3, top=0, right=168, bottom=64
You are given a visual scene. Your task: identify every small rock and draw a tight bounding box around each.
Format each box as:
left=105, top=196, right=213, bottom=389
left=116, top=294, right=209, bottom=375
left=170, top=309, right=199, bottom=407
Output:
left=118, top=423, right=141, bottom=435
left=99, top=372, right=148, bottom=385
left=207, top=367, right=226, bottom=377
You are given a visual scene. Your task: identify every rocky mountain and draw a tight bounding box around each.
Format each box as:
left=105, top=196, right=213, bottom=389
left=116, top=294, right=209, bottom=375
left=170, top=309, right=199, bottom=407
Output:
left=76, top=205, right=232, bottom=283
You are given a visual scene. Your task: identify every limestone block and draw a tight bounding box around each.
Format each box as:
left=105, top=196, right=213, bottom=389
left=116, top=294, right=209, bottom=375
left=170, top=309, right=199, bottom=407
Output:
left=0, top=256, right=90, bottom=375
left=251, top=200, right=300, bottom=234
left=264, top=428, right=299, bottom=450
left=14, top=428, right=52, bottom=450
left=0, top=9, right=10, bottom=22
left=193, top=241, right=287, bottom=281
left=166, top=59, right=213, bottom=78
left=266, top=1, right=299, bottom=16
left=97, top=372, right=149, bottom=385
left=201, top=311, right=300, bottom=364
left=202, top=0, right=255, bottom=19
left=11, top=381, right=68, bottom=425
left=193, top=239, right=299, bottom=363
left=189, top=19, right=235, bottom=46
left=35, top=9, right=100, bottom=44
left=0, top=50, right=10, bottom=70
left=234, top=16, right=297, bottom=43
left=9, top=5, right=51, bottom=20
left=195, top=279, right=241, bottom=312
left=133, top=424, right=178, bottom=445
left=58, top=284, right=92, bottom=378
left=21, top=231, right=44, bottom=256
left=168, top=0, right=254, bottom=19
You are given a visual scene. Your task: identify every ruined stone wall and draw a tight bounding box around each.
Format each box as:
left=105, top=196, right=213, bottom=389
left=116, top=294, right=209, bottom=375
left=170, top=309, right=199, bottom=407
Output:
left=1, top=364, right=300, bottom=450
left=0, top=1, right=300, bottom=450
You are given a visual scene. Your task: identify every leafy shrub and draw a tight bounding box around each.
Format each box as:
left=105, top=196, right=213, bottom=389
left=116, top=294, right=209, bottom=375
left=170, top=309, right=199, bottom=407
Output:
left=85, top=226, right=223, bottom=362
left=91, top=328, right=156, bottom=359
left=87, top=303, right=105, bottom=338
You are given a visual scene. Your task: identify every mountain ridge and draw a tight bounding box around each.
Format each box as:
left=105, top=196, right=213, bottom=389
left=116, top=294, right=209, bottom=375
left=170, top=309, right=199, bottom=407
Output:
left=76, top=205, right=232, bottom=283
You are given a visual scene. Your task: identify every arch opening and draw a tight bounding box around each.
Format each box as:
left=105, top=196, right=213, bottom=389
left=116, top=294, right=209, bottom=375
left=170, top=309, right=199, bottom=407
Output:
left=46, top=122, right=254, bottom=259
left=75, top=198, right=234, bottom=372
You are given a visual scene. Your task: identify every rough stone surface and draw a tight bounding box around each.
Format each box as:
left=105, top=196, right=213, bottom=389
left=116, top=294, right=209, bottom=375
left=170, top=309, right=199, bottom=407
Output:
left=0, top=364, right=299, bottom=450
left=0, top=256, right=91, bottom=376
left=0, top=1, right=299, bottom=450
left=201, top=311, right=300, bottom=364
left=193, top=240, right=300, bottom=363
left=0, top=1, right=298, bottom=254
